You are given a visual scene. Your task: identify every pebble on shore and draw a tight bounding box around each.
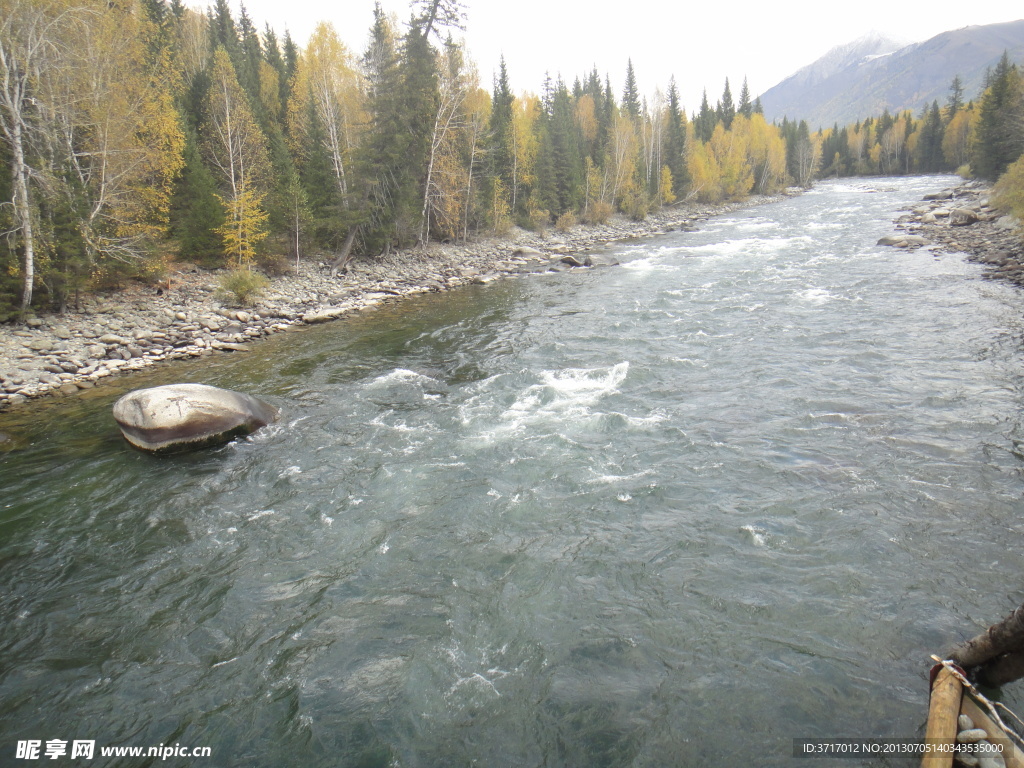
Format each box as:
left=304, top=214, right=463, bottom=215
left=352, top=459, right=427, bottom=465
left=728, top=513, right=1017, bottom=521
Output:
left=0, top=197, right=772, bottom=412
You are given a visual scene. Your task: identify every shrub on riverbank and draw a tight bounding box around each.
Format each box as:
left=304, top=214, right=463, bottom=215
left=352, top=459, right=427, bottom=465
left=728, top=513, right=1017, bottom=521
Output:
left=217, top=269, right=269, bottom=307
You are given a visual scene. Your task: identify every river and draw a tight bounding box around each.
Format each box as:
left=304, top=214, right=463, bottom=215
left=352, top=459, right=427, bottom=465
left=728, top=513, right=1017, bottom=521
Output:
left=2, top=176, right=1024, bottom=767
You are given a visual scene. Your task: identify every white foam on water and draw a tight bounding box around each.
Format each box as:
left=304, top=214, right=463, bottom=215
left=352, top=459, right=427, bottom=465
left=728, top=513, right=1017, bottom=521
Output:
left=369, top=415, right=422, bottom=433
left=363, top=368, right=447, bottom=404
left=588, top=468, right=656, bottom=485
left=741, top=525, right=769, bottom=547
left=502, top=362, right=629, bottom=429
left=677, top=236, right=813, bottom=258
left=462, top=363, right=631, bottom=441
left=370, top=368, right=432, bottom=385
left=620, top=257, right=680, bottom=273
left=797, top=288, right=833, bottom=305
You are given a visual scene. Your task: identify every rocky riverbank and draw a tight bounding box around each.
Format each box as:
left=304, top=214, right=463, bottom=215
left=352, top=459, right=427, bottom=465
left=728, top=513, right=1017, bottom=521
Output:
left=885, top=179, right=1024, bottom=281
left=0, top=195, right=783, bottom=412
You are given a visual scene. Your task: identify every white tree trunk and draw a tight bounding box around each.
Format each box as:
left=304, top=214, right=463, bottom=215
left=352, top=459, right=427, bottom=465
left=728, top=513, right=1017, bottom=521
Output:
left=11, top=117, right=35, bottom=314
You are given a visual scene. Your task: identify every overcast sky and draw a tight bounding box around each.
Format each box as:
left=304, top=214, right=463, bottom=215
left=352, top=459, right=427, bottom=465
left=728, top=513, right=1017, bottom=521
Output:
left=200, top=0, right=1023, bottom=114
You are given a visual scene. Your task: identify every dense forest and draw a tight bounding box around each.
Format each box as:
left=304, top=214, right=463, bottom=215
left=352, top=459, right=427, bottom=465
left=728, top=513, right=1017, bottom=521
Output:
left=1, top=0, right=1023, bottom=321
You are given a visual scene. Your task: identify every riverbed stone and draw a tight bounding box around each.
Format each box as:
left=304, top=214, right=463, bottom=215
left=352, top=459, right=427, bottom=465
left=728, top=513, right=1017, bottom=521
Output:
left=512, top=246, right=544, bottom=257
left=951, top=208, right=980, bottom=226
left=560, top=254, right=590, bottom=267
left=877, top=234, right=928, bottom=248
left=112, top=383, right=279, bottom=454
left=979, top=754, right=1005, bottom=768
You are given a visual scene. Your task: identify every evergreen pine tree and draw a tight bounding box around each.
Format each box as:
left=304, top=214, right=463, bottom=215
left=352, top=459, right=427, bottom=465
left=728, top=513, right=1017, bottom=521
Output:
left=694, top=90, right=716, bottom=142
left=665, top=76, right=689, bottom=196
left=282, top=31, right=299, bottom=84
left=235, top=5, right=262, bottom=99
left=140, top=0, right=169, bottom=30
left=916, top=101, right=945, bottom=173
left=599, top=73, right=615, bottom=161
left=738, top=77, right=753, bottom=119
left=210, top=0, right=238, bottom=53
left=547, top=80, right=583, bottom=214
left=489, top=57, right=515, bottom=209
left=263, top=25, right=290, bottom=122
left=622, top=59, right=640, bottom=121
left=359, top=9, right=439, bottom=248
left=360, top=4, right=404, bottom=249
left=946, top=75, right=964, bottom=120
left=397, top=24, right=440, bottom=241
left=719, top=78, right=735, bottom=129
left=172, top=126, right=226, bottom=265
left=973, top=52, right=1023, bottom=179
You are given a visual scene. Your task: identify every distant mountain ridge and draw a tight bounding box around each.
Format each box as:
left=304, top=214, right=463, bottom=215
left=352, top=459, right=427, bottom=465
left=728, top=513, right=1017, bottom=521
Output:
left=760, top=19, right=1024, bottom=128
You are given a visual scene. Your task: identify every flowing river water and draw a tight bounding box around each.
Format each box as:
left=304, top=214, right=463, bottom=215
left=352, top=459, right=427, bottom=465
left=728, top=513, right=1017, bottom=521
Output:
left=3, top=176, right=1024, bottom=766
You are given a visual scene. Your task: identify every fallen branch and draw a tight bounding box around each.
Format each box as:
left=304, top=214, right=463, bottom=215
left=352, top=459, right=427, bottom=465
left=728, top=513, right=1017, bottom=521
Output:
left=329, top=226, right=360, bottom=278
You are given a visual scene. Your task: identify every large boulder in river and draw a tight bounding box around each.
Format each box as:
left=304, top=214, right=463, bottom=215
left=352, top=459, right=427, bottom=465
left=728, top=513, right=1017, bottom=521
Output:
left=113, top=383, right=278, bottom=454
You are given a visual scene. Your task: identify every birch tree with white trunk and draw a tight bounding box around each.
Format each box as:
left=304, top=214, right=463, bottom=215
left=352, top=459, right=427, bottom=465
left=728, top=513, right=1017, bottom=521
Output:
left=0, top=0, right=86, bottom=315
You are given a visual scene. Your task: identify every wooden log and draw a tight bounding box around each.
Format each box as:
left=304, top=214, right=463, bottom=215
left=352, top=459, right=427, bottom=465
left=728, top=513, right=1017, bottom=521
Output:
left=950, top=604, right=1024, bottom=670
left=922, top=666, right=962, bottom=768
left=979, top=650, right=1024, bottom=688
left=329, top=226, right=361, bottom=278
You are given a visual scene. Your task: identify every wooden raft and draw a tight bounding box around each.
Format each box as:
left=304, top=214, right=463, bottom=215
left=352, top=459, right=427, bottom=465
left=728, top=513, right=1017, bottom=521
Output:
left=923, top=664, right=1024, bottom=768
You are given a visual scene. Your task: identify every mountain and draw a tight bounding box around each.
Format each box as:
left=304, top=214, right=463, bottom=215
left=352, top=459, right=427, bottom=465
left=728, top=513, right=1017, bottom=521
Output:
left=760, top=19, right=1024, bottom=128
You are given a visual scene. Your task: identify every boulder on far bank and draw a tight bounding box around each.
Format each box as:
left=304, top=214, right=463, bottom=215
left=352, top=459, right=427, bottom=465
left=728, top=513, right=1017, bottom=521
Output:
left=877, top=233, right=929, bottom=248
left=950, top=208, right=980, bottom=227
left=113, top=383, right=278, bottom=454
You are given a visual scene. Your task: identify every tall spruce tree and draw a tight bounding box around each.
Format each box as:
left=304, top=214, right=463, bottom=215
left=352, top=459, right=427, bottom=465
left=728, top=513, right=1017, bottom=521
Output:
left=534, top=79, right=583, bottom=215
left=665, top=77, right=689, bottom=196
left=694, top=90, right=716, bottom=142
left=489, top=56, right=515, bottom=210
left=172, top=126, right=226, bottom=264
left=263, top=25, right=290, bottom=123
left=235, top=5, right=262, bottom=98
left=738, top=77, right=753, bottom=119
left=622, top=59, right=640, bottom=121
left=360, top=4, right=404, bottom=250
left=210, top=0, right=238, bottom=53
left=946, top=74, right=964, bottom=119
left=719, top=78, right=735, bottom=129
left=397, top=24, right=440, bottom=242
left=916, top=101, right=945, bottom=173
left=973, top=52, right=1023, bottom=179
